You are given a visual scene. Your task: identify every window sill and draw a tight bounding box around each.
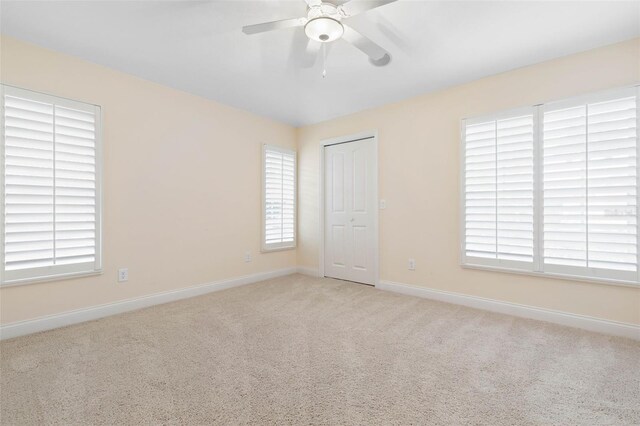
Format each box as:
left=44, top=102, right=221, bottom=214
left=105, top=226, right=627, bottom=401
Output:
left=461, top=263, right=640, bottom=289
left=261, top=245, right=297, bottom=253
left=1, top=270, right=103, bottom=288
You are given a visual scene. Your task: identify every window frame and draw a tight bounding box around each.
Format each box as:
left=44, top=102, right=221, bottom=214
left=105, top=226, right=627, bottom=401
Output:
left=460, top=85, right=640, bottom=288
left=0, top=85, right=103, bottom=287
left=261, top=144, right=296, bottom=252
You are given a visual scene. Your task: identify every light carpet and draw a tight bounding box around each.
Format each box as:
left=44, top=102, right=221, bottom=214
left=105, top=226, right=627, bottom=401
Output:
left=1, top=274, right=639, bottom=425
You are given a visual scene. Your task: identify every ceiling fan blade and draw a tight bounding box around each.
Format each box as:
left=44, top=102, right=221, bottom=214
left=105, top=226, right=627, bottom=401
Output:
left=339, top=0, right=398, bottom=17
left=341, top=25, right=391, bottom=66
left=242, top=17, right=306, bottom=35
left=304, top=0, right=323, bottom=7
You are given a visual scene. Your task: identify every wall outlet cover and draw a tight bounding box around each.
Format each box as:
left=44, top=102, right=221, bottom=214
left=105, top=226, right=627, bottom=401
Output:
left=408, top=259, right=416, bottom=271
left=118, top=268, right=129, bottom=282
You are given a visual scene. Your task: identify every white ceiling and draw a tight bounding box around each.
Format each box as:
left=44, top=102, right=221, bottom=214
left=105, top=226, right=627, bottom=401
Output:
left=1, top=1, right=638, bottom=126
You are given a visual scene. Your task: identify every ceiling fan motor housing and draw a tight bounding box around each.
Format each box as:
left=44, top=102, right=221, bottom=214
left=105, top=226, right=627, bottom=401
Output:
left=305, top=2, right=344, bottom=43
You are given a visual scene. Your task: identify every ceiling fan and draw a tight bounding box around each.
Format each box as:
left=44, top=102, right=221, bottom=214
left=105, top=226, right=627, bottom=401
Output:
left=242, top=0, right=397, bottom=68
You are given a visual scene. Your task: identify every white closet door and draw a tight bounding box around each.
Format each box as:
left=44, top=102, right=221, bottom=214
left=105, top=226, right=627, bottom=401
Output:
left=324, top=138, right=376, bottom=285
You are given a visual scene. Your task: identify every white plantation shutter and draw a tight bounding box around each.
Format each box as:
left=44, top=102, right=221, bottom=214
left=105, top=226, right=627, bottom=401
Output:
left=4, top=95, right=55, bottom=272
left=464, top=120, right=496, bottom=259
left=462, top=86, right=639, bottom=285
left=542, top=91, right=637, bottom=280
left=1, top=85, right=101, bottom=284
left=463, top=110, right=534, bottom=267
left=263, top=145, right=296, bottom=250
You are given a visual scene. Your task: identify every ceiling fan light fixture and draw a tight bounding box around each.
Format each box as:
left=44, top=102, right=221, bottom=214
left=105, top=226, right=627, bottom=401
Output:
left=304, top=17, right=343, bottom=43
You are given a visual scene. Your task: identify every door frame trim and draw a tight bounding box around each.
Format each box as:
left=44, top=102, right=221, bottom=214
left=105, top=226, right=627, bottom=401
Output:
left=318, top=130, right=380, bottom=286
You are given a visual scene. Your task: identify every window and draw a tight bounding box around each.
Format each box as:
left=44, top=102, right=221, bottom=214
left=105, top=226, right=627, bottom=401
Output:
left=463, top=109, right=535, bottom=267
left=1, top=85, right=102, bottom=285
left=462, top=86, right=639, bottom=285
left=262, top=145, right=296, bottom=251
left=542, top=93, right=637, bottom=281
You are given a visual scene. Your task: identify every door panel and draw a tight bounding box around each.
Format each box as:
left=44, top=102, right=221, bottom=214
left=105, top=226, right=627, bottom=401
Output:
left=352, top=225, right=368, bottom=270
left=331, top=153, right=345, bottom=212
left=331, top=225, right=346, bottom=267
left=353, top=148, right=367, bottom=213
left=324, top=138, right=376, bottom=285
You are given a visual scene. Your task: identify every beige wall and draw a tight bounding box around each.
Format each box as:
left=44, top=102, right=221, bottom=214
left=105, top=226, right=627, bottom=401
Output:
left=0, top=36, right=297, bottom=324
left=297, top=38, right=640, bottom=325
left=2, top=35, right=639, bottom=328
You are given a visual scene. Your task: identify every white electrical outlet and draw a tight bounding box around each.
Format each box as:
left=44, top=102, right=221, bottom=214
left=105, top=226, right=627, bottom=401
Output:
left=379, top=199, right=387, bottom=210
left=408, top=259, right=416, bottom=271
left=244, top=251, right=252, bottom=263
left=118, top=268, right=129, bottom=282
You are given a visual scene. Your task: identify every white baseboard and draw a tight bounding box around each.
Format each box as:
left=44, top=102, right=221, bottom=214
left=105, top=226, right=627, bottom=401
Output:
left=297, top=266, right=320, bottom=277
left=0, top=267, right=297, bottom=341
left=5, top=271, right=636, bottom=342
left=377, top=280, right=640, bottom=341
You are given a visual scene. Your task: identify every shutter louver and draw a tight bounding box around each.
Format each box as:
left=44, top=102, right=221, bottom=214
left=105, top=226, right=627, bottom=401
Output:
left=497, top=115, right=534, bottom=262
left=55, top=105, right=96, bottom=266
left=4, top=95, right=55, bottom=271
left=464, top=113, right=534, bottom=265
left=542, top=105, right=588, bottom=267
left=263, top=146, right=296, bottom=249
left=543, top=96, right=637, bottom=276
left=2, top=86, right=100, bottom=284
left=587, top=96, right=637, bottom=272
left=464, top=121, right=496, bottom=259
